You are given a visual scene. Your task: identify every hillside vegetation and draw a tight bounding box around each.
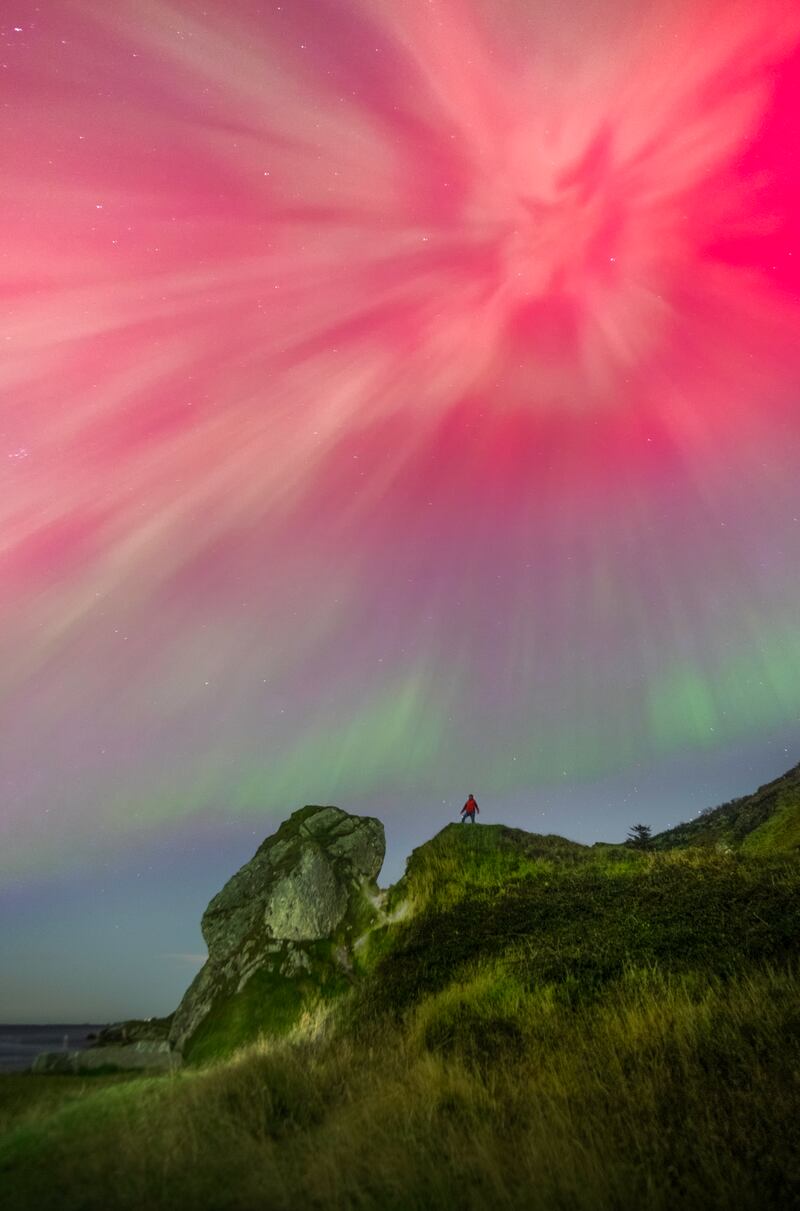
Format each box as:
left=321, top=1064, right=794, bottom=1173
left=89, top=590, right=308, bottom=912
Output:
left=2, top=776, right=800, bottom=1211
left=652, top=760, right=800, bottom=853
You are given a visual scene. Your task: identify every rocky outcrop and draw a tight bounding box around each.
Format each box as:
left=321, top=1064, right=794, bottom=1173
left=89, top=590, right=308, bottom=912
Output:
left=169, top=805, right=385, bottom=1058
left=89, top=1015, right=173, bottom=1048
left=32, top=1041, right=180, bottom=1074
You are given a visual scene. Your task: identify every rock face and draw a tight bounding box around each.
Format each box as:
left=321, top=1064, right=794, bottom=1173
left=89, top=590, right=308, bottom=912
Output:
left=169, top=805, right=385, bottom=1058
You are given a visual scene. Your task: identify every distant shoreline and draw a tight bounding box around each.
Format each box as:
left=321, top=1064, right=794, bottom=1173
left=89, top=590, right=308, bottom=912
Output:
left=0, top=1024, right=107, bottom=1074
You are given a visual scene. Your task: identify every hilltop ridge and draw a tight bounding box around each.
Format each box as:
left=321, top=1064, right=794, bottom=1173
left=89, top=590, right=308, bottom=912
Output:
left=652, top=760, right=800, bottom=853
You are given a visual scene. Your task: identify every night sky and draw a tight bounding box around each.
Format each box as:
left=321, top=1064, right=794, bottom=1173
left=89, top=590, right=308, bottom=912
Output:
left=2, top=0, right=800, bottom=1022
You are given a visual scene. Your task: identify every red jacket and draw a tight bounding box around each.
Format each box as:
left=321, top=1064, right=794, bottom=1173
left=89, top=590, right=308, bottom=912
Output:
left=462, top=797, right=479, bottom=815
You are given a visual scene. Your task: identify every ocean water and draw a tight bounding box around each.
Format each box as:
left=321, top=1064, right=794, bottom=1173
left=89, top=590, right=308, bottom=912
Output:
left=0, top=1025, right=105, bottom=1073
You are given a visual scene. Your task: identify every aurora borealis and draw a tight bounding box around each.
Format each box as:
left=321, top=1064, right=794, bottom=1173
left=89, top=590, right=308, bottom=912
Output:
left=3, top=1, right=800, bottom=1018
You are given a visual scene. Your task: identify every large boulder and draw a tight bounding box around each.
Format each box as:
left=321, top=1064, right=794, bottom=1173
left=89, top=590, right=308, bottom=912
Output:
left=169, top=805, right=385, bottom=1060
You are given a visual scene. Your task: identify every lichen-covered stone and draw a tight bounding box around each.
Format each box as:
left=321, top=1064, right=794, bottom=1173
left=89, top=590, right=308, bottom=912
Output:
left=261, top=845, right=348, bottom=942
left=169, top=805, right=385, bottom=1057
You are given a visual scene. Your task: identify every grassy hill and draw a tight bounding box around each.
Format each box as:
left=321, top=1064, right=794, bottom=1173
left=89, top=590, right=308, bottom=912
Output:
left=356, top=825, right=799, bottom=1021
left=2, top=791, right=800, bottom=1210
left=652, top=761, right=800, bottom=853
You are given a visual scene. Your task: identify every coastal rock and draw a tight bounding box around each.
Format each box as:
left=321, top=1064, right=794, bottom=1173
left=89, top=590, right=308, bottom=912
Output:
left=169, top=805, right=385, bottom=1058
left=90, top=1015, right=173, bottom=1048
left=32, top=1041, right=180, bottom=1074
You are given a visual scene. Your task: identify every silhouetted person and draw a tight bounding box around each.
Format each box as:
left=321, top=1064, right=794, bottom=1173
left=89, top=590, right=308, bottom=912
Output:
left=461, top=793, right=479, bottom=823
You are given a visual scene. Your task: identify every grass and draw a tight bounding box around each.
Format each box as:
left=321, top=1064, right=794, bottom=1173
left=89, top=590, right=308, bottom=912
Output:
left=742, top=793, right=800, bottom=854
left=392, top=823, right=589, bottom=912
left=2, top=963, right=798, bottom=1210
left=2, top=822, right=799, bottom=1210
left=359, top=836, right=800, bottom=1018
left=0, top=1073, right=139, bottom=1136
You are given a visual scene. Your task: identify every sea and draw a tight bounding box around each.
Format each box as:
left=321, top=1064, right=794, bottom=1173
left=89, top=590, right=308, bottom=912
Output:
left=0, top=1025, right=106, bottom=1073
